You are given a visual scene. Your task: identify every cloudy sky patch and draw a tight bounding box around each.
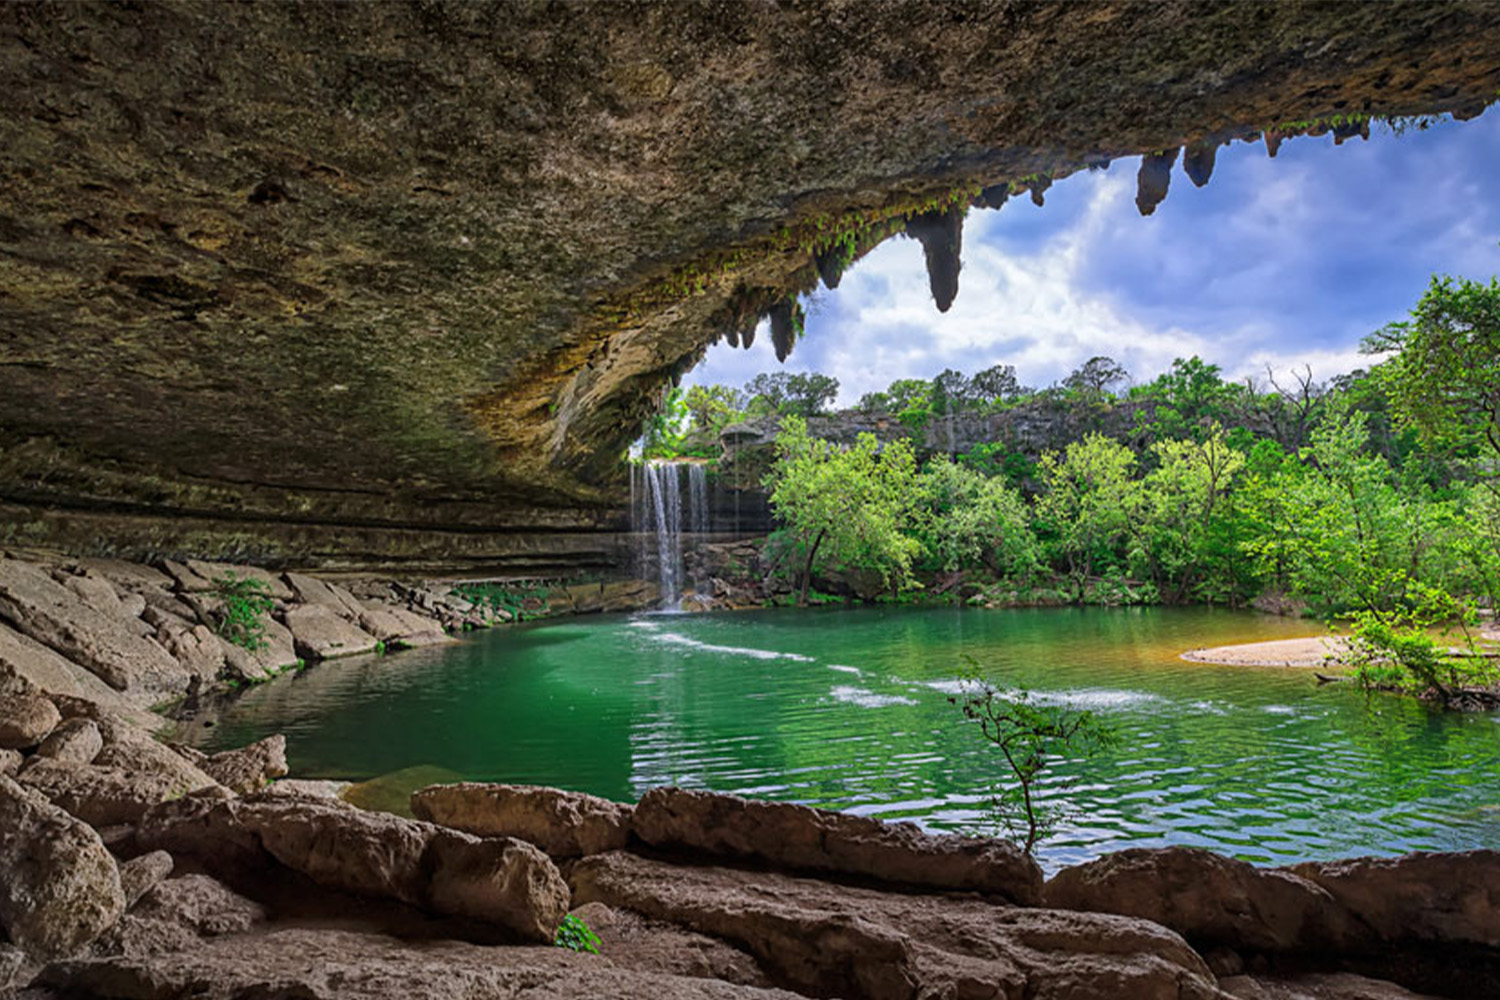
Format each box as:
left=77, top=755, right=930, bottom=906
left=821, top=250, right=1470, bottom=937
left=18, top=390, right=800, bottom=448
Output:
left=688, top=113, right=1500, bottom=406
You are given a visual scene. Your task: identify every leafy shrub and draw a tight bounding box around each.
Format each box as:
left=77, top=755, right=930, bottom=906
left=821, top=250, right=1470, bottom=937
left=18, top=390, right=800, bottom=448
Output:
left=949, top=661, right=1115, bottom=854
left=554, top=913, right=601, bottom=954
left=211, top=573, right=275, bottom=652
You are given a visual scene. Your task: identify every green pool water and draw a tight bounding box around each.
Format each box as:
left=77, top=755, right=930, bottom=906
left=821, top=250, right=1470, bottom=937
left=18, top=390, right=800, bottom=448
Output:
left=188, top=605, right=1500, bottom=870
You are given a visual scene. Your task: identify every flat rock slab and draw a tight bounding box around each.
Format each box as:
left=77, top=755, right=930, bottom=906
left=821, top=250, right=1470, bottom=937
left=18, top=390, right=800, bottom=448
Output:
left=1289, top=851, right=1500, bottom=950
left=281, top=604, right=380, bottom=660
left=412, top=782, right=632, bottom=858
left=633, top=786, right=1043, bottom=905
left=38, top=927, right=806, bottom=1000
left=0, top=621, right=152, bottom=724
left=571, top=850, right=1222, bottom=1000
left=284, top=571, right=367, bottom=619
left=185, top=561, right=294, bottom=601
left=0, top=558, right=189, bottom=701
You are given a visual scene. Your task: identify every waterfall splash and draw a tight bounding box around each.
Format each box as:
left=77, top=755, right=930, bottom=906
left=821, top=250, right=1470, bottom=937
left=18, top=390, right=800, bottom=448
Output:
left=632, top=461, right=710, bottom=608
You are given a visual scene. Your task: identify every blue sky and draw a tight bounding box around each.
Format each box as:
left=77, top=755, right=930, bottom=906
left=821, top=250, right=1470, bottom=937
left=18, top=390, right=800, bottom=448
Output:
left=686, top=112, right=1500, bottom=406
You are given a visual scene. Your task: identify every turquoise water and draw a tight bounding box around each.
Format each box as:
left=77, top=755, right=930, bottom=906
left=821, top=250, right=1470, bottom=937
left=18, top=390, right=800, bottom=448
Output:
left=190, top=605, right=1500, bottom=870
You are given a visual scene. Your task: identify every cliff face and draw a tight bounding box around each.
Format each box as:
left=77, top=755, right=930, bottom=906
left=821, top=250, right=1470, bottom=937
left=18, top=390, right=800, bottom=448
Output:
left=2, top=2, right=1498, bottom=569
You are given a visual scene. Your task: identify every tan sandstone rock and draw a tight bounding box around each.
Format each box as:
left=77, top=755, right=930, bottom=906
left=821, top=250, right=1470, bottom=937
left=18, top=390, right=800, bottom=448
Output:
left=358, top=604, right=451, bottom=647
left=284, top=571, right=367, bottom=619
left=0, top=747, right=21, bottom=776
left=17, top=758, right=215, bottom=827
left=118, top=850, right=176, bottom=909
left=0, top=621, right=153, bottom=724
left=0, top=691, right=61, bottom=749
left=1044, top=846, right=1353, bottom=953
left=184, top=560, right=294, bottom=601
left=633, top=786, right=1043, bottom=905
left=63, top=573, right=124, bottom=619
left=137, top=793, right=570, bottom=942
left=0, top=775, right=125, bottom=961
left=571, top=850, right=1223, bottom=1000
left=412, top=782, right=632, bottom=857
left=201, top=734, right=289, bottom=794
left=281, top=603, right=380, bottom=660
left=0, top=558, right=189, bottom=700
left=36, top=926, right=806, bottom=1000
left=36, top=716, right=103, bottom=764
left=1289, top=851, right=1500, bottom=950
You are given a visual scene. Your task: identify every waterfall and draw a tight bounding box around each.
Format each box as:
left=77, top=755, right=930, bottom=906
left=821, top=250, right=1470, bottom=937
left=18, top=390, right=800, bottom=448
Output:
left=631, top=461, right=715, bottom=608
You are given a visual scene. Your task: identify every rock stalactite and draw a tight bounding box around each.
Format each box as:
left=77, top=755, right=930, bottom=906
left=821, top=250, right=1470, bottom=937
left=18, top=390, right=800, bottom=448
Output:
left=904, top=206, right=965, bottom=314
left=1, top=4, right=1499, bottom=563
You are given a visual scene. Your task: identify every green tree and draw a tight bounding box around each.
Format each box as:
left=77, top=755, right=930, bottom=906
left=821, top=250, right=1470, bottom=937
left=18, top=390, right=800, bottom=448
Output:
left=915, top=458, right=1039, bottom=577
left=1062, top=356, right=1129, bottom=398
left=1033, top=433, right=1140, bottom=592
left=684, top=384, right=747, bottom=436
left=745, top=372, right=840, bottom=417
left=1132, top=426, right=1247, bottom=602
left=971, top=363, right=1028, bottom=406
left=765, top=416, right=921, bottom=605
left=1367, top=275, right=1500, bottom=461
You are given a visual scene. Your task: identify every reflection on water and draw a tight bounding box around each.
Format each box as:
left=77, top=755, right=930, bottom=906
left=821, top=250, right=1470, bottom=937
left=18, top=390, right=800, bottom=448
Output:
left=187, top=605, right=1500, bottom=872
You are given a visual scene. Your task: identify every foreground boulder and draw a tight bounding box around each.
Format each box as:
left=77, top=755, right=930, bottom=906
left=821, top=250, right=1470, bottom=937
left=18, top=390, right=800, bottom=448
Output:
left=138, top=793, right=569, bottom=942
left=37, top=927, right=806, bottom=1000
left=0, top=558, right=189, bottom=700
left=412, top=782, right=632, bottom=858
left=633, top=786, right=1043, bottom=905
left=572, top=850, right=1223, bottom=1000
left=1044, top=846, right=1353, bottom=954
left=1290, top=851, right=1500, bottom=950
left=0, top=775, right=125, bottom=960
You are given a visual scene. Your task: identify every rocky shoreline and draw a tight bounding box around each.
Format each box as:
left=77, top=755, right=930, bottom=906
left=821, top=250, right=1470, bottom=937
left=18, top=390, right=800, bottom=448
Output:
left=2, top=551, right=1498, bottom=999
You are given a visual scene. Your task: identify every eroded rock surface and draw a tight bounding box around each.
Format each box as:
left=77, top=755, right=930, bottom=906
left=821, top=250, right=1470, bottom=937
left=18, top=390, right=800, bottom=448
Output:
left=281, top=604, right=381, bottom=661
left=37, top=927, right=806, bottom=1000
left=137, top=793, right=569, bottom=942
left=0, top=776, right=124, bottom=961
left=633, top=786, right=1043, bottom=904
left=572, top=850, right=1223, bottom=1000
left=0, top=692, right=60, bottom=750
left=0, top=559, right=188, bottom=701
left=1044, top=846, right=1353, bottom=953
left=412, top=782, right=632, bottom=858
left=200, top=734, right=288, bottom=794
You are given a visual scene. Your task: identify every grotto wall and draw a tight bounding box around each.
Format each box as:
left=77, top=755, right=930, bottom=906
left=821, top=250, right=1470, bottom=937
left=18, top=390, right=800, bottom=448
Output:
left=2, top=1, right=1499, bottom=569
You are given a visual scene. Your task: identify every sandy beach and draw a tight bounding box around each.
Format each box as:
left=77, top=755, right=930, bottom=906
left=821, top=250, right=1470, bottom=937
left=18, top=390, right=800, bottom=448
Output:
left=1180, top=635, right=1347, bottom=668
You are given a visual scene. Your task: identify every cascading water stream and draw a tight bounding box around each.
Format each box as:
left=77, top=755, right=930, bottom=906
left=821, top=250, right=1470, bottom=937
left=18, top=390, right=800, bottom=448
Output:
left=632, top=461, right=712, bottom=608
